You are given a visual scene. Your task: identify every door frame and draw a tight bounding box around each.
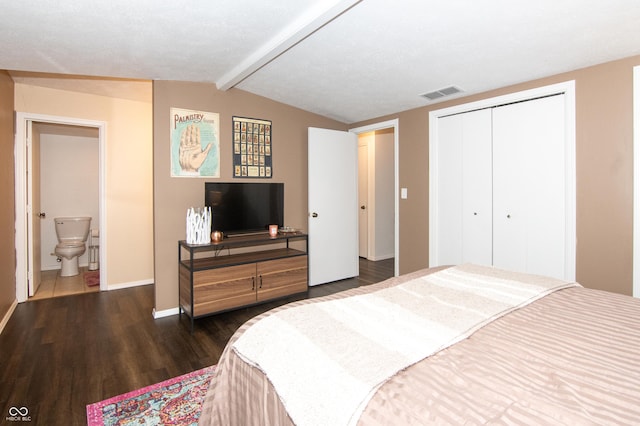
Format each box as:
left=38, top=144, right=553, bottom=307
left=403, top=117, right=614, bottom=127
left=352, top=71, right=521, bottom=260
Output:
left=357, top=138, right=369, bottom=259
left=633, top=65, right=640, bottom=298
left=428, top=81, right=576, bottom=281
left=349, top=119, right=399, bottom=277
left=15, top=112, right=107, bottom=302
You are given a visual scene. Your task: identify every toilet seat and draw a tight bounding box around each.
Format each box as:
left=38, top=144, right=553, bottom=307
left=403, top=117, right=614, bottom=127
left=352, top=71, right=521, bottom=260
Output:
left=55, top=242, right=86, bottom=259
left=56, top=241, right=84, bottom=248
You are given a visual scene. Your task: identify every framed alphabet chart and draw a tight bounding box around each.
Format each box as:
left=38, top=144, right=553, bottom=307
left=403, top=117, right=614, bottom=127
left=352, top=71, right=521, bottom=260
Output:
left=232, top=116, right=272, bottom=178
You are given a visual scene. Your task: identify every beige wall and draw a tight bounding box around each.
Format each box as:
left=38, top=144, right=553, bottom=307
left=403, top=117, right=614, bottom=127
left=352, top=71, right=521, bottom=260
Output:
left=153, top=81, right=347, bottom=311
left=353, top=54, right=640, bottom=296
left=14, top=84, right=154, bottom=287
left=0, top=71, right=16, bottom=324
left=371, top=129, right=395, bottom=260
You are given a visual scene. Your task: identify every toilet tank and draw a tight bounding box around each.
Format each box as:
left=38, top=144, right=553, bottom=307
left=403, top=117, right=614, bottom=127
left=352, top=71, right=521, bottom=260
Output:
left=54, top=217, right=92, bottom=242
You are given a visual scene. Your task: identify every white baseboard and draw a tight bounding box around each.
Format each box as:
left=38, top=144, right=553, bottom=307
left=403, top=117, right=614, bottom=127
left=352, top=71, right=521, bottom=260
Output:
left=152, top=307, right=180, bottom=319
left=368, top=253, right=395, bottom=261
left=107, top=279, right=154, bottom=291
left=0, top=300, right=18, bottom=335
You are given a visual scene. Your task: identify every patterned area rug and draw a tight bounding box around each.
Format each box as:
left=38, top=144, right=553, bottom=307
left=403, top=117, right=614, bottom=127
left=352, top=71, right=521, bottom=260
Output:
left=86, top=365, right=216, bottom=426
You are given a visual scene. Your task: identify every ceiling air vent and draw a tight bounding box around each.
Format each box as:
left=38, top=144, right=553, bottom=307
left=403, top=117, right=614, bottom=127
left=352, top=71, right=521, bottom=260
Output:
left=420, top=86, right=463, bottom=101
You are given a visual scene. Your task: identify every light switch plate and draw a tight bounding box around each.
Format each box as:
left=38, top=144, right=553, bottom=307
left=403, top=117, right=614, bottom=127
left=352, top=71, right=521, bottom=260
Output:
left=401, top=188, right=408, bottom=199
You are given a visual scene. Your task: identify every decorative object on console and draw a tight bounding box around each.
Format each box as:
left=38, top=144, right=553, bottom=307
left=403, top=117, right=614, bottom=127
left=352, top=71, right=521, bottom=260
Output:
left=186, top=207, right=212, bottom=244
left=269, top=224, right=278, bottom=237
left=232, top=116, right=272, bottom=178
left=211, top=230, right=224, bottom=242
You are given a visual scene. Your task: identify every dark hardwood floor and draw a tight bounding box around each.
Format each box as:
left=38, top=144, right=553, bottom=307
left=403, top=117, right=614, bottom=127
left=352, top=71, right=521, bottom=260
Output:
left=0, top=258, right=394, bottom=425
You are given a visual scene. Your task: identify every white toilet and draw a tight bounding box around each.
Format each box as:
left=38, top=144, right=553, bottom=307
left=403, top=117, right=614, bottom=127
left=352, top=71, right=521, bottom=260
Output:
left=54, top=217, right=92, bottom=277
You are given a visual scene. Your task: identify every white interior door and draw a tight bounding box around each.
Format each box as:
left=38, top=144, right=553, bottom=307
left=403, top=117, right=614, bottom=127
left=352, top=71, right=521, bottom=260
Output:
left=308, top=127, right=359, bottom=286
left=492, top=94, right=566, bottom=279
left=358, top=141, right=369, bottom=258
left=434, top=114, right=464, bottom=265
left=27, top=120, right=42, bottom=296
left=433, top=94, right=566, bottom=279
left=460, top=109, right=493, bottom=265
left=434, top=109, right=492, bottom=266
left=430, top=82, right=575, bottom=282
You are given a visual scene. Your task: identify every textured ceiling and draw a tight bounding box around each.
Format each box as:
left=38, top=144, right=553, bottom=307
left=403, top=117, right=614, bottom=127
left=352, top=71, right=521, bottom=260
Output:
left=2, top=0, right=640, bottom=123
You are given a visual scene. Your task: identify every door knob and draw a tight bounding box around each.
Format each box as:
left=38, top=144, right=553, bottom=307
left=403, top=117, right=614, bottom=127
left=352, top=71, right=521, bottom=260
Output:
left=361, top=205, right=366, bottom=210
left=311, top=212, right=318, bottom=218
left=38, top=212, right=46, bottom=218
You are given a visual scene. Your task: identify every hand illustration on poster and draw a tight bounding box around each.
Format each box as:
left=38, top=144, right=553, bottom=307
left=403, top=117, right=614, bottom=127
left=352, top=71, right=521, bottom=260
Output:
left=179, top=125, right=212, bottom=172
left=171, top=108, right=220, bottom=177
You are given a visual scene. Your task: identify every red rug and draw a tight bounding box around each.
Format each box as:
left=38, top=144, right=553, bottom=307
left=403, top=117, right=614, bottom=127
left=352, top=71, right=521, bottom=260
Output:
left=86, top=365, right=216, bottom=425
left=84, top=270, right=100, bottom=287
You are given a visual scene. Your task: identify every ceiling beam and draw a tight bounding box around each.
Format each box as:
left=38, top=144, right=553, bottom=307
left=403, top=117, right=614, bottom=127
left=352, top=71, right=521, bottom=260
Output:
left=216, top=0, right=361, bottom=91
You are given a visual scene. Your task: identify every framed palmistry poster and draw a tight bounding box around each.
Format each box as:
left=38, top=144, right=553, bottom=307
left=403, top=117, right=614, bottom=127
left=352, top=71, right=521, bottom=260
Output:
left=170, top=108, right=220, bottom=178
left=232, top=116, right=272, bottom=178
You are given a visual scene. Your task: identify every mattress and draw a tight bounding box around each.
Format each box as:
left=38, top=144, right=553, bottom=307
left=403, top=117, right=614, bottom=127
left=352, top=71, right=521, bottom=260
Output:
left=199, top=265, right=640, bottom=425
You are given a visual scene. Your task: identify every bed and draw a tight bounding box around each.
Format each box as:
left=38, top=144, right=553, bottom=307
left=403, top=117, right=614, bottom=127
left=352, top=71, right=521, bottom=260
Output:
left=199, top=264, right=640, bottom=425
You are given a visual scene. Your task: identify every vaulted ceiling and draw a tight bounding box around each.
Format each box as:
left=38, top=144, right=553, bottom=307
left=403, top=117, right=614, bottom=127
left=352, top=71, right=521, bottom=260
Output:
left=2, top=0, right=639, bottom=123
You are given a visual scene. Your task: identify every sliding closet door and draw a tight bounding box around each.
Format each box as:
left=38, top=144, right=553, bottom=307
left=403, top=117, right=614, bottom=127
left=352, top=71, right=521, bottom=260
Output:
left=492, top=94, right=566, bottom=279
left=434, top=109, right=492, bottom=266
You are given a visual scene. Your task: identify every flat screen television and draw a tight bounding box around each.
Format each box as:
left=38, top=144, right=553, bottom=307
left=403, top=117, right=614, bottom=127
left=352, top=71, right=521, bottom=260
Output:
left=204, top=182, right=284, bottom=236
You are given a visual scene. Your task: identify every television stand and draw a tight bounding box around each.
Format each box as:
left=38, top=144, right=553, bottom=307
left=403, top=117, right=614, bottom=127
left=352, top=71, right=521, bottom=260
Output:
left=178, top=232, right=308, bottom=331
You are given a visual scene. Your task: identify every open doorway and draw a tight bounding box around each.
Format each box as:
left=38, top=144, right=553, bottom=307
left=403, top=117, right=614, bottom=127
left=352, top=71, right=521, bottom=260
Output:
left=350, top=119, right=399, bottom=277
left=357, top=129, right=395, bottom=260
left=15, top=113, right=106, bottom=303
left=31, top=122, right=100, bottom=299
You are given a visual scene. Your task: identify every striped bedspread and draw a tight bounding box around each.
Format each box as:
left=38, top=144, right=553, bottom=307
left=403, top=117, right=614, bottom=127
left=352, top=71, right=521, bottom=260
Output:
left=231, top=264, right=578, bottom=426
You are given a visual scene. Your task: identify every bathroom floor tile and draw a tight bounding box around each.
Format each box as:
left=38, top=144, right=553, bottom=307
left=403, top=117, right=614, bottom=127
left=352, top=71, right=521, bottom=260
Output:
left=54, top=276, right=83, bottom=296
left=30, top=267, right=100, bottom=300
left=31, top=278, right=54, bottom=300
